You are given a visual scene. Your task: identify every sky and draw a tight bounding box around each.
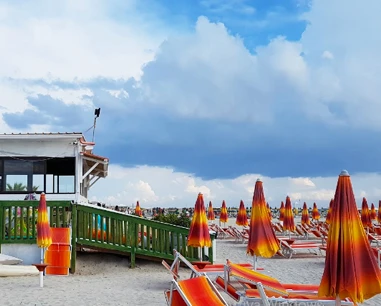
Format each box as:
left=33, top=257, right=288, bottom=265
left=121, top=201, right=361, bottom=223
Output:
left=1, top=0, right=381, bottom=208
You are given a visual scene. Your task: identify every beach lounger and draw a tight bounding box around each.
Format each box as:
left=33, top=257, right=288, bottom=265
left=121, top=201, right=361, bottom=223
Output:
left=164, top=274, right=229, bottom=306
left=228, top=226, right=249, bottom=243
left=371, top=247, right=381, bottom=268
left=279, top=239, right=323, bottom=258
left=367, top=233, right=381, bottom=246
left=171, top=250, right=255, bottom=278
left=219, top=260, right=353, bottom=306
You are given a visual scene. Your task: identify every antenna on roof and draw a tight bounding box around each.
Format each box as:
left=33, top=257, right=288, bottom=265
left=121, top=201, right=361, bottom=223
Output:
left=92, top=108, right=101, bottom=143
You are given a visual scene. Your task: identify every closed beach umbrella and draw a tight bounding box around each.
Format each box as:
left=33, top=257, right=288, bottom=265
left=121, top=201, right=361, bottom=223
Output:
left=301, top=202, right=311, bottom=226
left=267, top=203, right=272, bottom=220
left=37, top=193, right=52, bottom=251
left=361, top=197, right=372, bottom=229
left=279, top=201, right=285, bottom=221
left=370, top=203, right=377, bottom=220
left=312, top=202, right=321, bottom=221
left=135, top=201, right=142, bottom=217
left=207, top=201, right=215, bottom=221
left=378, top=200, right=381, bottom=224
left=318, top=170, right=381, bottom=304
left=326, top=199, right=334, bottom=225
left=283, top=196, right=295, bottom=237
left=219, top=200, right=228, bottom=224
left=187, top=193, right=211, bottom=253
left=236, top=200, right=248, bottom=226
left=247, top=179, right=280, bottom=268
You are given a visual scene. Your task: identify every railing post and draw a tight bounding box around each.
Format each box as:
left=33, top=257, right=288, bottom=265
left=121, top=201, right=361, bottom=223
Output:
left=0, top=203, right=3, bottom=253
left=70, top=204, right=78, bottom=274
left=130, top=221, right=137, bottom=268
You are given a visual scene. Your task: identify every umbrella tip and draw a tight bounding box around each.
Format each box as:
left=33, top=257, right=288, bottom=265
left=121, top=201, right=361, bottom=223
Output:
left=340, top=170, right=349, bottom=176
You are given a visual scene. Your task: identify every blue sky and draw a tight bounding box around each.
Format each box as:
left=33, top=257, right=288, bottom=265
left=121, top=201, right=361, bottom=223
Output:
left=1, top=0, right=381, bottom=207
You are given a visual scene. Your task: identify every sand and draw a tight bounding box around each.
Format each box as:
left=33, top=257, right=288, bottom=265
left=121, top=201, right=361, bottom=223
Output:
left=1, top=221, right=381, bottom=305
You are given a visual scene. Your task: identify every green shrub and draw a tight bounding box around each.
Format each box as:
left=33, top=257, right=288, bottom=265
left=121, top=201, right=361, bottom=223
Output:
left=153, top=213, right=191, bottom=228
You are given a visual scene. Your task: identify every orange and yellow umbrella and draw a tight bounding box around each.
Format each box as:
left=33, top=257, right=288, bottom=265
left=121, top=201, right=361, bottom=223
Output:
left=279, top=201, right=285, bottom=221
left=135, top=201, right=142, bottom=217
left=326, top=199, right=334, bottom=225
left=207, top=201, right=215, bottom=221
left=219, top=200, right=228, bottom=224
left=312, top=202, right=320, bottom=221
left=247, top=179, right=280, bottom=258
left=266, top=203, right=272, bottom=220
left=282, top=196, right=295, bottom=233
left=236, top=200, right=248, bottom=226
left=361, top=197, right=372, bottom=229
left=301, top=202, right=311, bottom=226
left=187, top=193, right=211, bottom=248
left=378, top=200, right=381, bottom=224
left=37, top=193, right=52, bottom=249
left=318, top=170, right=381, bottom=303
left=370, top=203, right=377, bottom=221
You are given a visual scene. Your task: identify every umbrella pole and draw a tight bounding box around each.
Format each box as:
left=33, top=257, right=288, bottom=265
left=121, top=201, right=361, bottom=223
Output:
left=40, top=248, right=44, bottom=264
left=253, top=255, right=258, bottom=270
left=335, top=295, right=341, bottom=305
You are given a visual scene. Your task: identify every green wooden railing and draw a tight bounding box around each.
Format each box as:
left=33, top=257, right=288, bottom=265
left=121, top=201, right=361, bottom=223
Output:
left=0, top=201, right=215, bottom=273
left=0, top=200, right=71, bottom=249
left=73, top=204, right=214, bottom=271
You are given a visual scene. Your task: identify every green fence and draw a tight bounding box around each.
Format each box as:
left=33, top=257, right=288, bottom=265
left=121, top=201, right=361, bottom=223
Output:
left=0, top=200, right=71, bottom=250
left=73, top=204, right=214, bottom=271
left=0, top=201, right=215, bottom=273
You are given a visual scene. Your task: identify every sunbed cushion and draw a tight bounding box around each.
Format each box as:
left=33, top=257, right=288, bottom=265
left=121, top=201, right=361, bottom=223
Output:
left=178, top=276, right=226, bottom=306
left=227, top=260, right=288, bottom=297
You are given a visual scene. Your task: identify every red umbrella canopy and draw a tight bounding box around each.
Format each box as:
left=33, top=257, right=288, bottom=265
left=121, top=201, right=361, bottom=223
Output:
left=311, top=202, right=321, bottom=220
left=37, top=193, right=52, bottom=249
left=361, top=197, right=372, bottom=228
left=370, top=203, right=377, bottom=220
left=247, top=179, right=280, bottom=257
left=219, top=200, right=228, bottom=223
left=282, top=196, right=295, bottom=232
left=135, top=201, right=142, bottom=217
left=301, top=202, right=311, bottom=226
left=187, top=193, right=211, bottom=248
left=318, top=170, right=381, bottom=303
left=279, top=201, right=285, bottom=221
left=378, top=200, right=381, bottom=224
left=325, top=199, right=334, bottom=225
left=236, top=200, right=248, bottom=226
left=207, top=201, right=215, bottom=221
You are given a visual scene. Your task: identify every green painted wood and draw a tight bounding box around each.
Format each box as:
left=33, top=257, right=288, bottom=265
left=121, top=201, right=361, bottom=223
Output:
left=0, top=201, right=71, bottom=244
left=70, top=204, right=77, bottom=274
left=0, top=202, right=213, bottom=271
left=0, top=206, right=3, bottom=253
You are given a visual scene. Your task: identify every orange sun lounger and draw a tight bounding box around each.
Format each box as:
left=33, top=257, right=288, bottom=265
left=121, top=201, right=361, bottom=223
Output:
left=221, top=261, right=353, bottom=305
left=169, top=250, right=258, bottom=279
left=164, top=274, right=228, bottom=306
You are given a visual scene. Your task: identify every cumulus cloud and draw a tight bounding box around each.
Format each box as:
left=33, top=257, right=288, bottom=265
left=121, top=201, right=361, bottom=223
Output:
left=1, top=0, right=381, bottom=204
left=289, top=177, right=315, bottom=187
left=88, top=165, right=381, bottom=209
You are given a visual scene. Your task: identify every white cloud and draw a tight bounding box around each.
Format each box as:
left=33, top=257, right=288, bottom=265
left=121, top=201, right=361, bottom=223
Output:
left=88, top=165, right=380, bottom=209
left=2, top=0, right=381, bottom=208
left=0, top=0, right=165, bottom=80
left=289, top=177, right=315, bottom=187
left=321, top=51, right=334, bottom=60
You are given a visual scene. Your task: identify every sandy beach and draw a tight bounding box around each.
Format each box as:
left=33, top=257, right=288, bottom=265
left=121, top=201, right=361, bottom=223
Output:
left=1, top=220, right=381, bottom=305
